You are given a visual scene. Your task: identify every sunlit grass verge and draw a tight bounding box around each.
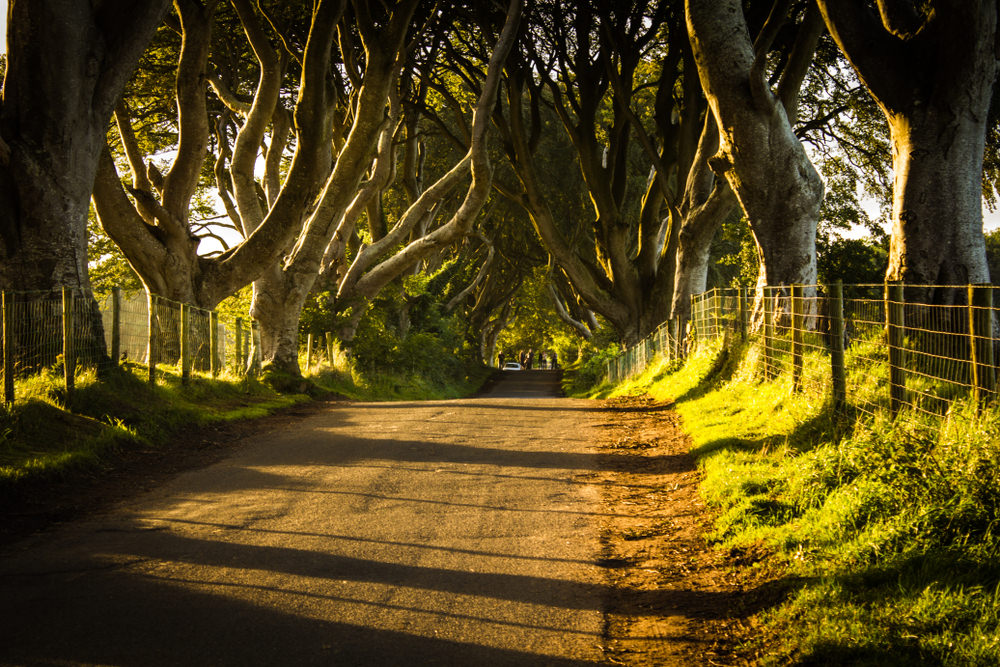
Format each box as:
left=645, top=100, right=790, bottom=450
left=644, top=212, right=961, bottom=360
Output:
left=584, top=338, right=1000, bottom=665
left=0, top=363, right=305, bottom=493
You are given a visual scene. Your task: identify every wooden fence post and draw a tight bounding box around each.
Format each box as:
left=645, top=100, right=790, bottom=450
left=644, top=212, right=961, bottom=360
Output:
left=250, top=321, right=261, bottom=376
left=235, top=317, right=244, bottom=374
left=209, top=311, right=219, bottom=377
left=763, top=288, right=775, bottom=380
left=111, top=287, right=121, bottom=368
left=738, top=288, right=748, bottom=341
left=791, top=285, right=804, bottom=391
left=62, top=287, right=75, bottom=398
left=886, top=282, right=906, bottom=416
left=690, top=294, right=699, bottom=352
left=147, top=294, right=158, bottom=384
left=829, top=281, right=847, bottom=413
left=3, top=291, right=13, bottom=404
left=969, top=284, right=995, bottom=404
left=306, top=332, right=314, bottom=373
left=180, top=303, right=190, bottom=384
left=711, top=288, right=720, bottom=337
left=326, top=331, right=335, bottom=366
left=665, top=319, right=674, bottom=363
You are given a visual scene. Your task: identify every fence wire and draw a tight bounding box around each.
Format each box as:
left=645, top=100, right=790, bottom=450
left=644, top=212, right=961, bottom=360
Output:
left=607, top=283, right=1000, bottom=432
left=1, top=287, right=261, bottom=402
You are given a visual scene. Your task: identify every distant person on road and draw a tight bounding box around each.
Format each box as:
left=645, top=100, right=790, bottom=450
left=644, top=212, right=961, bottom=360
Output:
left=497, top=351, right=505, bottom=368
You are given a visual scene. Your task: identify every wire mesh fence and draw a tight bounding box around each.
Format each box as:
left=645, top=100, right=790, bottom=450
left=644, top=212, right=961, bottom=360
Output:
left=0, top=287, right=261, bottom=403
left=605, top=318, right=684, bottom=384
left=606, top=282, right=999, bottom=432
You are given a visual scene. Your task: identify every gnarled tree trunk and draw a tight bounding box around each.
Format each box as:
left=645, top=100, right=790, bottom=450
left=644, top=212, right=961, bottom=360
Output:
left=0, top=0, right=169, bottom=295
left=817, top=0, right=996, bottom=296
left=686, top=0, right=825, bottom=299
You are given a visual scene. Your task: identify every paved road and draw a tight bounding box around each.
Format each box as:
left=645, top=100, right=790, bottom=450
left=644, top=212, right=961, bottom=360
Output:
left=0, top=370, right=614, bottom=666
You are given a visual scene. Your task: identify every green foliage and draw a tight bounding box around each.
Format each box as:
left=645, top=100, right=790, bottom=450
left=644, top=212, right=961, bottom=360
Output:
left=348, top=288, right=477, bottom=388
left=561, top=343, right=622, bottom=397
left=711, top=212, right=758, bottom=287
left=215, top=286, right=253, bottom=322
left=817, top=236, right=888, bottom=285
left=300, top=257, right=490, bottom=399
left=87, top=207, right=142, bottom=296
left=982, top=87, right=1000, bottom=211
left=985, top=229, right=1000, bottom=282
left=496, top=267, right=585, bottom=359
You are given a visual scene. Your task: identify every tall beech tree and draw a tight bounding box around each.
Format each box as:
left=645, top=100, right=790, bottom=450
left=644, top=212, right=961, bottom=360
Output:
left=93, top=0, right=347, bottom=309
left=0, top=0, right=170, bottom=295
left=672, top=2, right=824, bottom=324
left=319, top=0, right=523, bottom=357
left=95, top=0, right=521, bottom=374
left=493, top=0, right=704, bottom=346
left=816, top=0, right=997, bottom=295
left=245, top=0, right=426, bottom=372
left=685, top=0, right=826, bottom=302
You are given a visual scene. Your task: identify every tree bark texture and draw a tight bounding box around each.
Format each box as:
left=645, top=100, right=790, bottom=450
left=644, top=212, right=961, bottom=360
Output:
left=816, top=0, right=997, bottom=292
left=686, top=0, right=824, bottom=291
left=670, top=113, right=737, bottom=323
left=0, top=0, right=170, bottom=293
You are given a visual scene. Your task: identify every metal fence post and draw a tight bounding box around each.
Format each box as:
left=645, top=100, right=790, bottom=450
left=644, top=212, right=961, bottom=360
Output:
left=111, top=287, right=121, bottom=368
left=791, top=284, right=803, bottom=391
left=62, top=287, right=75, bottom=398
left=886, top=282, right=906, bottom=416
left=3, top=291, right=13, bottom=404
left=829, top=281, right=847, bottom=413
left=969, top=284, right=995, bottom=404
left=147, top=294, right=158, bottom=384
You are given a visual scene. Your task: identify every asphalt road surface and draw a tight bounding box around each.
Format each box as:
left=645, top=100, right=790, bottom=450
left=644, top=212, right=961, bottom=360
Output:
left=0, top=370, right=615, bottom=666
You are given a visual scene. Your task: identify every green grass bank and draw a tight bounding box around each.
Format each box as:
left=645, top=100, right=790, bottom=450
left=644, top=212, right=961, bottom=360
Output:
left=0, top=356, right=491, bottom=496
left=576, top=339, right=1000, bottom=665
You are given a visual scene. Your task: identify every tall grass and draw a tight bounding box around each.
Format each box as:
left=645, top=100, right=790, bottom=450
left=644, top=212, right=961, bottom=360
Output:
left=0, top=334, right=492, bottom=495
left=0, top=363, right=305, bottom=492
left=303, top=338, right=492, bottom=401
left=584, top=339, right=1000, bottom=664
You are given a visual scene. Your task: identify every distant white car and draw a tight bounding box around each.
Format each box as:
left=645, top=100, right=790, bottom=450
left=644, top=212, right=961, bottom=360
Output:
left=502, top=362, right=522, bottom=371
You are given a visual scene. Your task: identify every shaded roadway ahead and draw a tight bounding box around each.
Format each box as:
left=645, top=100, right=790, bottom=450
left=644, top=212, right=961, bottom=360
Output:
left=0, top=370, right=615, bottom=665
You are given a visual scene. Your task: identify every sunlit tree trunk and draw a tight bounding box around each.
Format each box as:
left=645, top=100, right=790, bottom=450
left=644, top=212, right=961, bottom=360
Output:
left=686, top=0, right=824, bottom=297
left=817, top=0, right=996, bottom=295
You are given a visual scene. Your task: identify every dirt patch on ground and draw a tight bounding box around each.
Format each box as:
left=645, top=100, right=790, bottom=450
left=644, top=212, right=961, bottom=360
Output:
left=596, top=395, right=767, bottom=666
